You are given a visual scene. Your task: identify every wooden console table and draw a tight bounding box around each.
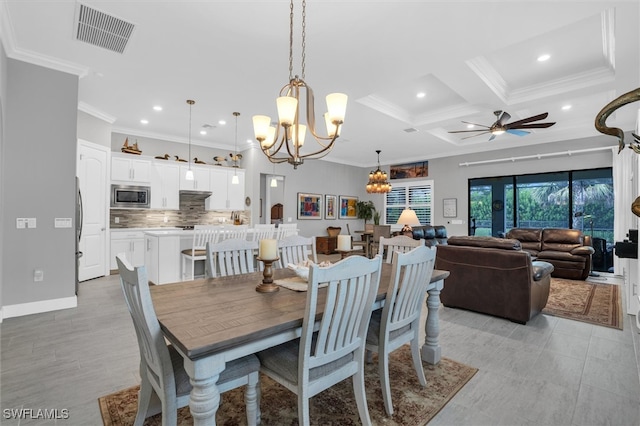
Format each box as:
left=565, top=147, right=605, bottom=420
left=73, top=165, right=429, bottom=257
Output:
left=316, top=236, right=337, bottom=254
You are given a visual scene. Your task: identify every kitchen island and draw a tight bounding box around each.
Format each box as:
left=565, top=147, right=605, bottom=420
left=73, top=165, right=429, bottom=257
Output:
left=143, top=227, right=298, bottom=284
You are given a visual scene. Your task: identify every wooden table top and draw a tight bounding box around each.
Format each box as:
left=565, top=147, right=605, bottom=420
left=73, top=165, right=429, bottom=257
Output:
left=151, top=264, right=449, bottom=360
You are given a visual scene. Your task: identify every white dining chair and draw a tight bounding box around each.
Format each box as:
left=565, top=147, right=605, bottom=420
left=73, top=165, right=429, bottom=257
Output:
left=252, top=223, right=276, bottom=241
left=365, top=245, right=436, bottom=416
left=277, top=234, right=317, bottom=268
left=115, top=254, right=261, bottom=426
left=205, top=238, right=258, bottom=278
left=257, top=255, right=383, bottom=425
left=378, top=235, right=425, bottom=263
left=218, top=224, right=249, bottom=242
left=180, top=225, right=220, bottom=280
left=276, top=223, right=298, bottom=240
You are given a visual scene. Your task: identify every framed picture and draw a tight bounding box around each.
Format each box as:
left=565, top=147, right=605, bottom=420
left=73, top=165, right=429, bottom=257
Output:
left=390, top=161, right=429, bottom=180
left=339, top=195, right=358, bottom=219
left=297, top=192, right=323, bottom=220
left=443, top=198, right=457, bottom=218
left=325, top=194, right=337, bottom=220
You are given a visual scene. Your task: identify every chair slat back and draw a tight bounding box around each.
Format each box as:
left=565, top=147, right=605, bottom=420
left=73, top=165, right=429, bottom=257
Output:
left=378, top=235, right=425, bottom=263
left=206, top=238, right=258, bottom=278
left=218, top=224, right=249, bottom=242
left=276, top=223, right=298, bottom=240
left=252, top=224, right=276, bottom=241
left=278, top=235, right=317, bottom=267
left=300, top=255, right=382, bottom=376
left=115, top=254, right=175, bottom=395
left=384, top=246, right=436, bottom=332
left=192, top=225, right=221, bottom=250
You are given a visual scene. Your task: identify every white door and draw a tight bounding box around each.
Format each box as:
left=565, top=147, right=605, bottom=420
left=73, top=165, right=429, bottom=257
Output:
left=77, top=140, right=109, bottom=281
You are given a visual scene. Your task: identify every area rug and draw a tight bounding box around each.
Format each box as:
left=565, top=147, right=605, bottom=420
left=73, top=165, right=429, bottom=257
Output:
left=99, top=346, right=477, bottom=425
left=543, top=277, right=622, bottom=330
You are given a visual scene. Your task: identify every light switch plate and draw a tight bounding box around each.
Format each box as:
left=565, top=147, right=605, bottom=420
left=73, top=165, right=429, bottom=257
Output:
left=16, top=218, right=26, bottom=229
left=27, top=218, right=37, bottom=228
left=55, top=218, right=72, bottom=228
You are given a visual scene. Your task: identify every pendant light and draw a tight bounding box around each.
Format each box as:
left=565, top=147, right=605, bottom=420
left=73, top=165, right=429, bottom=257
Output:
left=365, top=150, right=391, bottom=193
left=185, top=100, right=195, bottom=181
left=231, top=112, right=240, bottom=185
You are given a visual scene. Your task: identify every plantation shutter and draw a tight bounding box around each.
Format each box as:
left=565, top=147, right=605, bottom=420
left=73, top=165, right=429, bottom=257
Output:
left=384, top=179, right=433, bottom=225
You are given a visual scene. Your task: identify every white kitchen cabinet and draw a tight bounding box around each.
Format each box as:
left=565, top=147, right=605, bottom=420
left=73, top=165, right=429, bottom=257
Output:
left=112, top=153, right=151, bottom=183
left=110, top=230, right=146, bottom=270
left=206, top=168, right=245, bottom=211
left=145, top=234, right=181, bottom=285
left=150, top=161, right=180, bottom=209
left=179, top=164, right=210, bottom=191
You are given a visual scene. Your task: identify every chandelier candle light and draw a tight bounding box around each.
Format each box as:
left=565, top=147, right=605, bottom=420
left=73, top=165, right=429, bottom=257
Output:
left=253, top=0, right=348, bottom=169
left=185, top=100, right=195, bottom=181
left=366, top=150, right=392, bottom=193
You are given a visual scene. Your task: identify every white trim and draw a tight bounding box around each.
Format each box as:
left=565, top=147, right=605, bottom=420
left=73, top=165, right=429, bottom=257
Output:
left=2, top=296, right=78, bottom=319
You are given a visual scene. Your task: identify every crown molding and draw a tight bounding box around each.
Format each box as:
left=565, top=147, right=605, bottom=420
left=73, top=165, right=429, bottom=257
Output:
left=78, top=102, right=116, bottom=124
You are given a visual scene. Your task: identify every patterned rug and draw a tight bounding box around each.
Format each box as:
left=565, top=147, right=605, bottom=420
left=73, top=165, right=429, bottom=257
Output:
left=99, top=346, right=477, bottom=425
left=543, top=277, right=622, bottom=329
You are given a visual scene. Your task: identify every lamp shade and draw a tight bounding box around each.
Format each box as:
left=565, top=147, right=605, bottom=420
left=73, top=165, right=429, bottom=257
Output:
left=397, top=208, right=420, bottom=226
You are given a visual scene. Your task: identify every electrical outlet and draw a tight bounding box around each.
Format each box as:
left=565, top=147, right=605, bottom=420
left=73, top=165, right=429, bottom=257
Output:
left=34, top=269, right=44, bottom=282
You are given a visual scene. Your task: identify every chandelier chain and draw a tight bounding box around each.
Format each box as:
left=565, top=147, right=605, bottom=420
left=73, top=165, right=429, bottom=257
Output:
left=288, top=1, right=294, bottom=81
left=301, top=0, right=306, bottom=79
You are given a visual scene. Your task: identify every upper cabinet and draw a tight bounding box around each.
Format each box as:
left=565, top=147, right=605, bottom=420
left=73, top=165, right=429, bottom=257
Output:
left=179, top=164, right=210, bottom=191
left=112, top=153, right=151, bottom=183
left=206, top=168, right=245, bottom=211
left=150, top=161, right=180, bottom=210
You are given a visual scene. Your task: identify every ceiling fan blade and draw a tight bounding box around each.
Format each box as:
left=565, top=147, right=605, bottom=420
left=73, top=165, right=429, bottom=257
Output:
left=506, top=112, right=549, bottom=127
left=506, top=129, right=530, bottom=137
left=509, top=122, right=556, bottom=129
left=448, top=129, right=490, bottom=133
left=488, top=134, right=496, bottom=142
left=461, top=121, right=490, bottom=128
left=461, top=131, right=491, bottom=140
left=497, top=111, right=511, bottom=125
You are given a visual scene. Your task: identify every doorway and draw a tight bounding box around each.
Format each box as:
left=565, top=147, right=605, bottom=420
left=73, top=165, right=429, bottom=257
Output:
left=260, top=173, right=285, bottom=225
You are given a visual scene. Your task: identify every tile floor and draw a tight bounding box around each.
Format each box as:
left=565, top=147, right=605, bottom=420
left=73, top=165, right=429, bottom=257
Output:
left=1, top=263, right=639, bottom=425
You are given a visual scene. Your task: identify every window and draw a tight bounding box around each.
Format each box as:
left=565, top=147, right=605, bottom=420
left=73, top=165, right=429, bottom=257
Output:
left=468, top=168, right=613, bottom=242
left=385, top=179, right=433, bottom=225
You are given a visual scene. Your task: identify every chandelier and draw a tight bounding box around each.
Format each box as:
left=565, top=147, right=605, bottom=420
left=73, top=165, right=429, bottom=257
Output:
left=252, top=0, right=347, bottom=169
left=366, top=150, right=392, bottom=193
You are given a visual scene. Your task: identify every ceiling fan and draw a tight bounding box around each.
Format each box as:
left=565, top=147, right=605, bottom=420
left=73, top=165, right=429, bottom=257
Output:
left=449, top=110, right=556, bottom=141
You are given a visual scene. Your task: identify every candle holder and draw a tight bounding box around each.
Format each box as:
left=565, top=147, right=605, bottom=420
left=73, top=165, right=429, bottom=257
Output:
left=256, top=257, right=280, bottom=293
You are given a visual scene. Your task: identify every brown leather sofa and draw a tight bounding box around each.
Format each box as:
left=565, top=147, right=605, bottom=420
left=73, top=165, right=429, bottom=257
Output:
left=436, top=236, right=554, bottom=324
left=411, top=225, right=447, bottom=247
left=505, top=228, right=594, bottom=280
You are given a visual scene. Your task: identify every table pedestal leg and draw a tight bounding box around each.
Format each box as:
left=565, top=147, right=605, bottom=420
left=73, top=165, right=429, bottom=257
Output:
left=421, top=280, right=444, bottom=365
left=184, top=357, right=224, bottom=425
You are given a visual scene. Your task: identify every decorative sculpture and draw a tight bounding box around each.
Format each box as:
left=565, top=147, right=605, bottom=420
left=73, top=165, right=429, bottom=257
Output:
left=594, top=87, right=640, bottom=217
left=594, top=87, right=640, bottom=153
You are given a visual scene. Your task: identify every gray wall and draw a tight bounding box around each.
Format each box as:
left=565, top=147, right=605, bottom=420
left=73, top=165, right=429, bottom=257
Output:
left=78, top=110, right=111, bottom=147
left=0, top=40, right=7, bottom=312
left=2, top=59, right=78, bottom=306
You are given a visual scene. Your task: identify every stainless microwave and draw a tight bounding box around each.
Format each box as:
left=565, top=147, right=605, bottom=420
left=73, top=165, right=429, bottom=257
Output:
left=111, top=185, right=151, bottom=209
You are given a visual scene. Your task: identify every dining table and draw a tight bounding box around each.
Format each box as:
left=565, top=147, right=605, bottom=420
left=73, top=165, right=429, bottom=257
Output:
left=151, top=263, right=449, bottom=425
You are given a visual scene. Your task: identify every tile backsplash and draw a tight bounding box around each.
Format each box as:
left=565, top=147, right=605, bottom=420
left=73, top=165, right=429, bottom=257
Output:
left=110, top=193, right=249, bottom=228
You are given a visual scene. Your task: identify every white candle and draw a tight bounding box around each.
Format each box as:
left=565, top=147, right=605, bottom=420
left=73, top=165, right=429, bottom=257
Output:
left=337, top=235, right=351, bottom=251
left=259, top=239, right=277, bottom=260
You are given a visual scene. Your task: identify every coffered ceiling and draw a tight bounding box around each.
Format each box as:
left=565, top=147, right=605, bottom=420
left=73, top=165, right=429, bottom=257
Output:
left=2, top=1, right=638, bottom=167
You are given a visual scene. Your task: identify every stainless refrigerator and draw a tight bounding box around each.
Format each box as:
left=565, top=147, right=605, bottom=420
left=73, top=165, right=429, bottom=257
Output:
left=75, top=177, right=83, bottom=295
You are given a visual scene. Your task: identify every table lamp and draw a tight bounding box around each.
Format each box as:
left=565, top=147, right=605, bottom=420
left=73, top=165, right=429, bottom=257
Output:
left=397, top=208, right=420, bottom=234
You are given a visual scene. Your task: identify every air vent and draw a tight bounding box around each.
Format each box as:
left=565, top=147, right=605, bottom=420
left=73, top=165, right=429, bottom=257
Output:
left=404, top=128, right=419, bottom=133
left=75, top=4, right=135, bottom=54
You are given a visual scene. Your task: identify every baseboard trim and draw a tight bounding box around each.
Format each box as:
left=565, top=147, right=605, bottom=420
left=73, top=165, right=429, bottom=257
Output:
left=2, top=296, right=78, bottom=319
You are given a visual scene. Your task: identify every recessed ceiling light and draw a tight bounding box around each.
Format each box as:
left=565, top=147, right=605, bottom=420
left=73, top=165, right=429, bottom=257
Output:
left=140, top=119, right=149, bottom=124
left=218, top=120, right=226, bottom=125
left=416, top=92, right=426, bottom=98
left=153, top=105, right=162, bottom=111
left=562, top=105, right=572, bottom=111
left=537, top=54, right=550, bottom=62
left=200, top=130, right=207, bottom=135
